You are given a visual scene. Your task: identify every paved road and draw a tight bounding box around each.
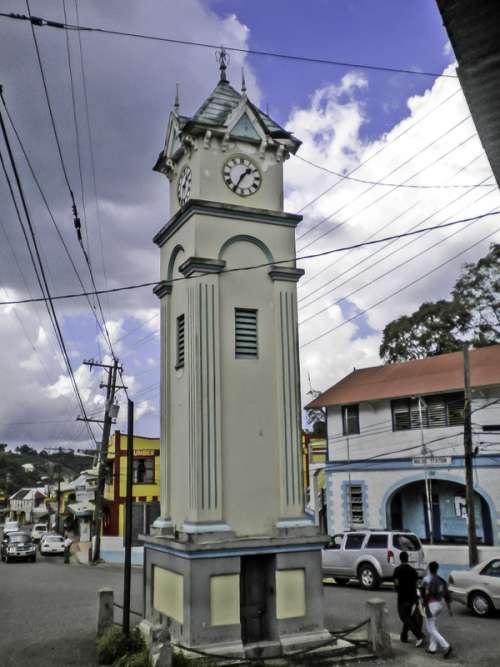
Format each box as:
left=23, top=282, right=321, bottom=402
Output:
left=323, top=579, right=500, bottom=667
left=0, top=550, right=142, bottom=667
left=1, top=548, right=499, bottom=667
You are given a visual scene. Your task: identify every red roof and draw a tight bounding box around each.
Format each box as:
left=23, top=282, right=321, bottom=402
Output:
left=306, top=345, right=500, bottom=409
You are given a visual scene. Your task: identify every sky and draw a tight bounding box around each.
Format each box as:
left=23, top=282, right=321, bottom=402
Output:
left=0, top=0, right=498, bottom=451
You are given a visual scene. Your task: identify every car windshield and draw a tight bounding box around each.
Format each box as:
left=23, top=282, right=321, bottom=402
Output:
left=46, top=536, right=63, bottom=542
left=34, top=525, right=47, bottom=531
left=393, top=534, right=421, bottom=551
left=9, top=534, right=30, bottom=543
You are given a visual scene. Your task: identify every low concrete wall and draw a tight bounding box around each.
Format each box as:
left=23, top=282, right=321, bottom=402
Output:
left=423, top=545, right=500, bottom=576
left=100, top=536, right=144, bottom=566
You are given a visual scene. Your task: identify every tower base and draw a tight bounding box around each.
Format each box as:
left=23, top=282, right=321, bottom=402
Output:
left=142, top=532, right=329, bottom=656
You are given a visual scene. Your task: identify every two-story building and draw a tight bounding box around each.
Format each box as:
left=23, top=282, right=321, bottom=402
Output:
left=306, top=345, right=500, bottom=547
left=101, top=431, right=160, bottom=562
left=9, top=487, right=46, bottom=524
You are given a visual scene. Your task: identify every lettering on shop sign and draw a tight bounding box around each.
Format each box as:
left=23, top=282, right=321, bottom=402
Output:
left=411, top=456, right=452, bottom=466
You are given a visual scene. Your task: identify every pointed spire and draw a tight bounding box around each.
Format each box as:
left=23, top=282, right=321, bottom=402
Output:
left=215, top=46, right=230, bottom=82
left=241, top=68, right=247, bottom=95
left=174, top=83, right=180, bottom=113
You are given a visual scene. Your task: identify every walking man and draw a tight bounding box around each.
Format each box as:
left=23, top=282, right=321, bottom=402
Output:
left=394, top=551, right=424, bottom=646
left=421, top=561, right=453, bottom=658
left=63, top=533, right=72, bottom=564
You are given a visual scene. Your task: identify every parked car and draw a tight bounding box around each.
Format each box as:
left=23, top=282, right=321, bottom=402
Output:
left=322, top=530, right=426, bottom=590
left=40, top=534, right=65, bottom=556
left=1, top=531, right=36, bottom=563
left=3, top=520, right=20, bottom=535
left=31, top=523, right=48, bottom=542
left=448, top=559, right=500, bottom=617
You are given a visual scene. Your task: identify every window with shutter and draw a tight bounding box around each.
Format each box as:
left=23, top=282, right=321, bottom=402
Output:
left=348, top=486, right=364, bottom=525
left=235, top=308, right=258, bottom=358
left=392, top=392, right=465, bottom=430
left=176, top=314, right=185, bottom=368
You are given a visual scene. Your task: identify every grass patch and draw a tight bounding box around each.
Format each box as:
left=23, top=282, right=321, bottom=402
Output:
left=96, top=626, right=148, bottom=666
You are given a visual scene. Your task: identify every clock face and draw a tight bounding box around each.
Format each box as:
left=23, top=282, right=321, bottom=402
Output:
left=177, top=165, right=192, bottom=206
left=223, top=157, right=261, bottom=197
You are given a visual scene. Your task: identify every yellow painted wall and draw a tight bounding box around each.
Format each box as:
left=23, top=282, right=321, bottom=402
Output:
left=104, top=432, right=161, bottom=536
left=153, top=567, right=184, bottom=623
left=276, top=569, right=306, bottom=620
left=210, top=574, right=240, bottom=626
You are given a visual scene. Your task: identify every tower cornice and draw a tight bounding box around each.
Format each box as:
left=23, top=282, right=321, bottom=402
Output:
left=153, top=199, right=303, bottom=248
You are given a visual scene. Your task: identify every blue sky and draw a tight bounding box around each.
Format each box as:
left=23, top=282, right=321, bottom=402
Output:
left=0, top=0, right=498, bottom=450
left=206, top=0, right=454, bottom=139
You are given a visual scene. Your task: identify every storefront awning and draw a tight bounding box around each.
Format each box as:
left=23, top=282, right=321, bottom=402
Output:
left=67, top=501, right=95, bottom=517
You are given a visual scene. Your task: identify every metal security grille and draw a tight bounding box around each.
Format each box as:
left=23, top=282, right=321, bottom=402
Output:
left=176, top=314, right=185, bottom=368
left=235, top=308, right=258, bottom=358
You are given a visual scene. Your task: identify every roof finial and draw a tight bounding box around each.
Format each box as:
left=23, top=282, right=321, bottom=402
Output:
left=241, top=68, right=247, bottom=95
left=174, top=83, right=180, bottom=113
left=215, top=46, right=230, bottom=82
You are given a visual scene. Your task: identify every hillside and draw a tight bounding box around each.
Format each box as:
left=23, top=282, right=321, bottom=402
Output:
left=0, top=444, right=95, bottom=495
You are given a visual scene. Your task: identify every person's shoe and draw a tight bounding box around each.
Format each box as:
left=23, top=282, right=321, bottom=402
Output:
left=415, top=638, right=424, bottom=648
left=426, top=649, right=436, bottom=655
left=443, top=645, right=453, bottom=659
left=400, top=635, right=408, bottom=643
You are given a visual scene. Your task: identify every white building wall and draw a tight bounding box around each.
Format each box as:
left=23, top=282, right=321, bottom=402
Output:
left=325, top=387, right=500, bottom=545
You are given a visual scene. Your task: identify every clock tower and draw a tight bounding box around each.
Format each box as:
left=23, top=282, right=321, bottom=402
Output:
left=143, top=50, right=329, bottom=657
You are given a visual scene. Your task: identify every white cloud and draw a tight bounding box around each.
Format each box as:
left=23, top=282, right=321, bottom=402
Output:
left=285, top=64, right=500, bottom=405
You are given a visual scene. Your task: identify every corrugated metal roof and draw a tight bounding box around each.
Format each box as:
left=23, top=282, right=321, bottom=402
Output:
left=306, top=344, right=500, bottom=408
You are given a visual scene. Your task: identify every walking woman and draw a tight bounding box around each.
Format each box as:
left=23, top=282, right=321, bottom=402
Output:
left=421, top=561, right=453, bottom=658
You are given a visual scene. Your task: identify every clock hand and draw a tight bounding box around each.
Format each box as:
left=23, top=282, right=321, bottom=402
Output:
left=235, top=167, right=251, bottom=189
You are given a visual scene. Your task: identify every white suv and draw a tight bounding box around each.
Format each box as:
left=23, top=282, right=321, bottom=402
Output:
left=322, top=530, right=426, bottom=590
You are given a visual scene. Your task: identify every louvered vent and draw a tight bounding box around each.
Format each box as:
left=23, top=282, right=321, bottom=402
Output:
left=176, top=314, right=185, bottom=368
left=235, top=308, right=258, bottom=358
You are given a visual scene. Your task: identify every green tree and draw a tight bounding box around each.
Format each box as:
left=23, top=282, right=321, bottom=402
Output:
left=380, top=243, right=499, bottom=363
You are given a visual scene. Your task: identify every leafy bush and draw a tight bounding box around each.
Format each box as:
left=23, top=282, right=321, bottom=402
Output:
left=113, top=649, right=152, bottom=667
left=96, top=626, right=146, bottom=665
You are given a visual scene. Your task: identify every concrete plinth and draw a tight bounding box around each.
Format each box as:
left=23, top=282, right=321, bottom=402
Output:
left=142, top=532, right=329, bottom=657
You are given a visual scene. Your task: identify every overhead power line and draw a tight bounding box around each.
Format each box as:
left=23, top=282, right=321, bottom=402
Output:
left=300, top=225, right=499, bottom=349
left=0, top=96, right=98, bottom=448
left=294, top=153, right=493, bottom=190
left=298, top=167, right=493, bottom=315
left=295, top=89, right=463, bottom=215
left=299, top=197, right=497, bottom=328
left=297, top=152, right=488, bottom=307
left=1, top=11, right=457, bottom=79
left=24, top=0, right=116, bottom=359
left=0, top=210, right=498, bottom=307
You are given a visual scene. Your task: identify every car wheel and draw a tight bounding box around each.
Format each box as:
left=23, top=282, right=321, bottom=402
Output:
left=469, top=591, right=493, bottom=617
left=334, top=577, right=349, bottom=585
left=31, top=555, right=36, bottom=563
left=358, top=563, right=380, bottom=590
left=5, top=556, right=9, bottom=564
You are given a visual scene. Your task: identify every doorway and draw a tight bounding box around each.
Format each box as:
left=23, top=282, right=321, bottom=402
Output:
left=240, top=555, right=276, bottom=644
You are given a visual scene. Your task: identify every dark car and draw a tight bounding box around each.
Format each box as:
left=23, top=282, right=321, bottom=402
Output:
left=1, top=531, right=37, bottom=563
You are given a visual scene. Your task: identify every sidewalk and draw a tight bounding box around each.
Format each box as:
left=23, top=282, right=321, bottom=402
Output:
left=387, top=634, right=460, bottom=667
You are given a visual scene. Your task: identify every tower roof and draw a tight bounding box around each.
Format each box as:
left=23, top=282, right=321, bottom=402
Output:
left=189, top=79, right=294, bottom=139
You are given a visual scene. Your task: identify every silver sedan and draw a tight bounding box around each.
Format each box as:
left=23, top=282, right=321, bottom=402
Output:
left=448, top=558, right=500, bottom=617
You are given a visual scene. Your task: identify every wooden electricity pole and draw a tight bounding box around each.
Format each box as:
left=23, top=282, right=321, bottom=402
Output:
left=79, top=358, right=122, bottom=562
left=463, top=345, right=478, bottom=567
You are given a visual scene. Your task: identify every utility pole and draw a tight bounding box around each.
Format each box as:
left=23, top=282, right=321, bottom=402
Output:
left=56, top=461, right=62, bottom=534
left=463, top=345, right=478, bottom=567
left=123, top=399, right=134, bottom=636
left=80, top=358, right=121, bottom=562
left=418, top=397, right=434, bottom=544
